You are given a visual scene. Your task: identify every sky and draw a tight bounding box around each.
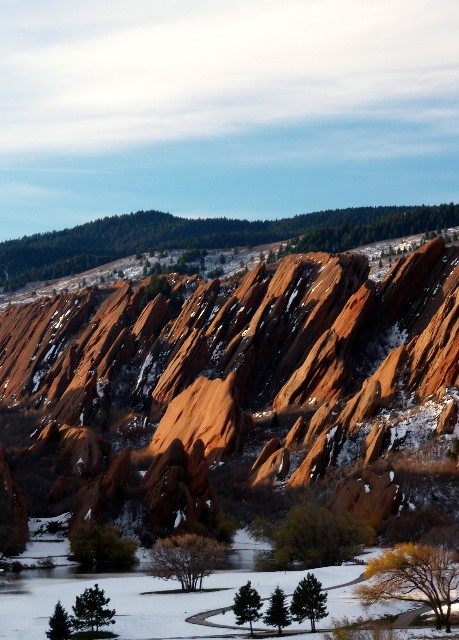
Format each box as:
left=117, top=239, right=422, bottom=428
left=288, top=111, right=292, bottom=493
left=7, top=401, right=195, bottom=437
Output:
left=0, top=0, right=458, bottom=242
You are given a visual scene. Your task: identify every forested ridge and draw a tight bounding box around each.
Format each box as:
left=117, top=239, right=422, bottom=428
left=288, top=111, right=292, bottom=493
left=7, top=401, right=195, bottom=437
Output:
left=1, top=203, right=458, bottom=290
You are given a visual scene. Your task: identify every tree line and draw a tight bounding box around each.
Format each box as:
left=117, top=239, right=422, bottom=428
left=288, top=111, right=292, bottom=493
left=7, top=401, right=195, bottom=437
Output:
left=2, top=203, right=459, bottom=290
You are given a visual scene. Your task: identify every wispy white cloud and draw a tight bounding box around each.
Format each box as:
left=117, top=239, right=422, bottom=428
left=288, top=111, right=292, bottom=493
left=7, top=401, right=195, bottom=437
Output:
left=0, top=180, right=73, bottom=203
left=0, top=0, right=458, bottom=155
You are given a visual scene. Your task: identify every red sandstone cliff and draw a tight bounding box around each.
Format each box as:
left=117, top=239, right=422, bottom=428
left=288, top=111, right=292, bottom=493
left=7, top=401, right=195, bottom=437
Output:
left=0, top=239, right=458, bottom=536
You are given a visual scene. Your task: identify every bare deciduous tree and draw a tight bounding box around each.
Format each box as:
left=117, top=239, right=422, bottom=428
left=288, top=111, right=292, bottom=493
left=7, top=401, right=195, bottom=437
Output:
left=149, top=533, right=228, bottom=592
left=356, top=543, right=459, bottom=632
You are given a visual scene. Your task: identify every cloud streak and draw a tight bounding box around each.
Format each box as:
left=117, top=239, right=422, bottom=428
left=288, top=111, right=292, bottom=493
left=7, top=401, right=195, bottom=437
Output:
left=1, top=0, right=458, bottom=155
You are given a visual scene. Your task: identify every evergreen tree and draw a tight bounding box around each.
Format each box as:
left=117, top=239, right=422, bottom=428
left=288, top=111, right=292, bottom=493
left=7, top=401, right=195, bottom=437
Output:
left=232, top=581, right=263, bottom=637
left=71, top=583, right=116, bottom=633
left=290, top=573, right=328, bottom=632
left=263, top=586, right=291, bottom=635
left=46, top=601, right=72, bottom=640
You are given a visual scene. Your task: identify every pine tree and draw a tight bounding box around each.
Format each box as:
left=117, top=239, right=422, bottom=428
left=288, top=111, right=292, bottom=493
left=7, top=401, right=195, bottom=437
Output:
left=232, top=581, right=263, bottom=637
left=290, top=573, right=328, bottom=632
left=263, top=586, right=291, bottom=635
left=71, top=583, right=116, bottom=633
left=46, top=601, right=72, bottom=640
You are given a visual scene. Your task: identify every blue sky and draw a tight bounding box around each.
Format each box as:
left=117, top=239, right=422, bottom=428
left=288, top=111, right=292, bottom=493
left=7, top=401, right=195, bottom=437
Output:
left=1, top=0, right=458, bottom=241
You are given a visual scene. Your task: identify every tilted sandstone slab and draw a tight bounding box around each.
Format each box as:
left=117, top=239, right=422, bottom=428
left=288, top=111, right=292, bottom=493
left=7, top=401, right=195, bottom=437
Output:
left=0, top=289, right=96, bottom=405
left=436, top=398, right=458, bottom=434
left=148, top=252, right=369, bottom=413
left=407, top=284, right=459, bottom=399
left=288, top=425, right=345, bottom=488
left=274, top=281, right=376, bottom=410
left=147, top=373, right=250, bottom=465
left=50, top=281, right=143, bottom=425
left=248, top=439, right=290, bottom=488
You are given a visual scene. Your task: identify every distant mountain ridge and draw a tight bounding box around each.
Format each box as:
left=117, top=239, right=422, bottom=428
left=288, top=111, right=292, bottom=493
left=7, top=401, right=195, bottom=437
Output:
left=1, top=203, right=458, bottom=290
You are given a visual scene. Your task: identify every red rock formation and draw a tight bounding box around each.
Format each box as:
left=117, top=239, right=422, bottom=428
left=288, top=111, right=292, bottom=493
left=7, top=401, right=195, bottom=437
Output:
left=436, top=399, right=458, bottom=435
left=1, top=239, right=459, bottom=538
left=0, top=444, right=28, bottom=549
left=0, top=289, right=96, bottom=405
left=288, top=425, right=344, bottom=487
left=406, top=284, right=459, bottom=399
left=147, top=373, right=249, bottom=465
left=248, top=438, right=290, bottom=488
left=363, top=421, right=388, bottom=465
left=328, top=469, right=404, bottom=529
left=274, top=281, right=376, bottom=410
left=284, top=416, right=308, bottom=450
left=50, top=281, right=143, bottom=424
left=141, top=439, right=217, bottom=533
left=250, top=437, right=282, bottom=473
left=31, top=422, right=105, bottom=477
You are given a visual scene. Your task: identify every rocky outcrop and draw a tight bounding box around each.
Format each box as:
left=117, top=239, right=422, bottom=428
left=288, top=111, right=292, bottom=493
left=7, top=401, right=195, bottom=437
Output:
left=248, top=438, right=290, bottom=487
left=328, top=469, right=404, bottom=529
left=31, top=422, right=105, bottom=477
left=406, top=284, right=459, bottom=399
left=288, top=425, right=345, bottom=487
left=146, top=373, right=249, bottom=465
left=0, top=289, right=96, bottom=406
left=141, top=439, right=217, bottom=534
left=284, top=416, right=308, bottom=450
left=436, top=398, right=458, bottom=435
left=0, top=444, right=28, bottom=549
left=2, top=238, right=459, bottom=537
left=363, top=422, right=388, bottom=465
left=274, top=281, right=376, bottom=410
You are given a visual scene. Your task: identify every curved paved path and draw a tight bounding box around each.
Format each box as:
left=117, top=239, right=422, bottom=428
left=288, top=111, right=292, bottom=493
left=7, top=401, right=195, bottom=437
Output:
left=185, top=572, right=366, bottom=634
left=187, top=572, right=437, bottom=636
left=392, top=603, right=431, bottom=629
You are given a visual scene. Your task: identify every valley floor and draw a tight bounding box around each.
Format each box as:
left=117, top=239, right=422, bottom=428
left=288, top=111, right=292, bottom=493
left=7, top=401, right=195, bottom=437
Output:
left=1, top=530, right=451, bottom=640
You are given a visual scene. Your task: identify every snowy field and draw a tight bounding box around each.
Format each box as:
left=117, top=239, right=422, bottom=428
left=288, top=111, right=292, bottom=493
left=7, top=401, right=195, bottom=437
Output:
left=0, top=526, right=428, bottom=640
left=0, top=564, right=413, bottom=640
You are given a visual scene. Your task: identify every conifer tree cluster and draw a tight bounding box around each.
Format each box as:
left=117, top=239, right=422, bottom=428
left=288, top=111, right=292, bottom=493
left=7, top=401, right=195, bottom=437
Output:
left=46, top=583, right=116, bottom=639
left=232, top=573, right=328, bottom=636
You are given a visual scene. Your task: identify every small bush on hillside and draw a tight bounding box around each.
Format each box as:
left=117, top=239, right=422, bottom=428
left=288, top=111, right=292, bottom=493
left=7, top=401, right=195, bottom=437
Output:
left=446, top=437, right=459, bottom=460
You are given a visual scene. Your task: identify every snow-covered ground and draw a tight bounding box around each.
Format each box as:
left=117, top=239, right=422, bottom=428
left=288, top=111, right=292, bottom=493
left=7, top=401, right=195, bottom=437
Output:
left=0, top=243, right=276, bottom=312
left=0, top=525, right=438, bottom=640
left=0, top=562, right=412, bottom=640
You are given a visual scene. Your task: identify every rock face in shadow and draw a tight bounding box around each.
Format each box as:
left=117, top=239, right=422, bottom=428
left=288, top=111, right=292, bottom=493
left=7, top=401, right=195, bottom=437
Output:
left=328, top=469, right=405, bottom=529
left=1, top=238, right=459, bottom=535
left=0, top=444, right=28, bottom=550
left=141, top=439, right=217, bottom=534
